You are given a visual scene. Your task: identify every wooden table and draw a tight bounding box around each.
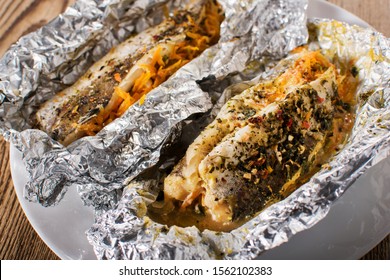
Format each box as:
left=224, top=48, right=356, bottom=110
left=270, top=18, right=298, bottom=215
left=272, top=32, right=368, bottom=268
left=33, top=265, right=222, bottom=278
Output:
left=0, top=0, right=389, bottom=260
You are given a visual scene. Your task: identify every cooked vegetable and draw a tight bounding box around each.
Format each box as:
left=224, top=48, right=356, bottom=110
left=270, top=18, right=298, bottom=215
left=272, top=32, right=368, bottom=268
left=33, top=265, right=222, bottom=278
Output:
left=35, top=0, right=224, bottom=145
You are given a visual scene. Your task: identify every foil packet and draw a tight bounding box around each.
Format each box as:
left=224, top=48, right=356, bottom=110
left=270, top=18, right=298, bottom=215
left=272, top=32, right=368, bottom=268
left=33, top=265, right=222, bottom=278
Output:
left=0, top=0, right=308, bottom=209
left=86, top=20, right=390, bottom=259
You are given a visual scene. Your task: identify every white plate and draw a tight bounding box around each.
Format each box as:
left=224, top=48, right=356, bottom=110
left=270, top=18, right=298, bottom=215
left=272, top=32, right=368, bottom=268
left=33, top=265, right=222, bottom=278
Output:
left=10, top=0, right=389, bottom=260
left=10, top=146, right=96, bottom=260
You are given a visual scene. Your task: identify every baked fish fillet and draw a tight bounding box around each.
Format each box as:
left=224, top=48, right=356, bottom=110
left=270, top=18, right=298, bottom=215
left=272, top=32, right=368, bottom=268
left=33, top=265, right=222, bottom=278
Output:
left=198, top=66, right=337, bottom=222
left=164, top=50, right=332, bottom=203
left=35, top=0, right=223, bottom=146
left=162, top=50, right=347, bottom=227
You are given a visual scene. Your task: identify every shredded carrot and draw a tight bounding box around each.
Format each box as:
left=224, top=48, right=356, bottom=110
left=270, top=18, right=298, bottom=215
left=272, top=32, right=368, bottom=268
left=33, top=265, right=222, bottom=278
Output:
left=114, top=73, right=122, bottom=82
left=268, top=50, right=333, bottom=97
left=139, top=94, right=146, bottom=105
left=77, top=0, right=224, bottom=136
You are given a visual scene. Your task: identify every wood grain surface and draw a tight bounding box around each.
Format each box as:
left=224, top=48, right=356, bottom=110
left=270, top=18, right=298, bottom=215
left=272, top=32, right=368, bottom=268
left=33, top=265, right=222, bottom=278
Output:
left=0, top=0, right=389, bottom=260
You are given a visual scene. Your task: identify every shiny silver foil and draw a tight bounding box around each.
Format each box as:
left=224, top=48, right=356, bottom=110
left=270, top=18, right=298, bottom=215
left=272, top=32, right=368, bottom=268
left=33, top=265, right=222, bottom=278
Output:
left=0, top=0, right=308, bottom=209
left=87, top=20, right=390, bottom=259
left=1, top=0, right=196, bottom=207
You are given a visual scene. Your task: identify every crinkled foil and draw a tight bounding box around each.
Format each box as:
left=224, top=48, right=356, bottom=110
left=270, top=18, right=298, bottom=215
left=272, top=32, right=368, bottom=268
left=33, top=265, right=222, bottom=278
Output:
left=0, top=0, right=308, bottom=209
left=2, top=0, right=388, bottom=261
left=1, top=0, right=199, bottom=207
left=86, top=20, right=390, bottom=259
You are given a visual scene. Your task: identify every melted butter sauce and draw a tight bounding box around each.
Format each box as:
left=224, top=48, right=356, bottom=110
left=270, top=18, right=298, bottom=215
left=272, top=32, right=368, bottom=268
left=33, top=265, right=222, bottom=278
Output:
left=148, top=202, right=244, bottom=232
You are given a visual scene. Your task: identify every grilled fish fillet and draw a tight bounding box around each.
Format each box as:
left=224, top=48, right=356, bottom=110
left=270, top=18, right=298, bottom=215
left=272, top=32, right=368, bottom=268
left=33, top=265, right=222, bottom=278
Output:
left=35, top=0, right=223, bottom=145
left=162, top=49, right=351, bottom=228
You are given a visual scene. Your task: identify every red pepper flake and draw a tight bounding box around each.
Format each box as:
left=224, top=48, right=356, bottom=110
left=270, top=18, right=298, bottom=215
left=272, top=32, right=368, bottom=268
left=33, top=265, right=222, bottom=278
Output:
left=286, top=118, right=293, bottom=128
left=114, top=73, right=122, bottom=82
left=302, top=121, right=310, bottom=129
left=276, top=109, right=283, bottom=120
left=254, top=157, right=266, bottom=167
left=317, top=96, right=325, bottom=103
left=153, top=35, right=162, bottom=41
left=249, top=116, right=263, bottom=124
left=259, top=169, right=269, bottom=179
